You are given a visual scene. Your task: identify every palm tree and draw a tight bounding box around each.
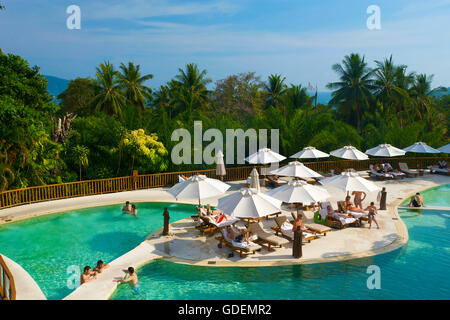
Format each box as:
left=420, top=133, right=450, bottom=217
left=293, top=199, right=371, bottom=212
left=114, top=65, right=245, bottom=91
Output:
left=373, top=56, right=409, bottom=104
left=72, top=145, right=89, bottom=181
left=153, top=85, right=173, bottom=118
left=171, top=63, right=211, bottom=115
left=265, top=74, right=286, bottom=109
left=326, top=53, right=375, bottom=130
left=91, top=62, right=126, bottom=117
left=118, top=62, right=153, bottom=112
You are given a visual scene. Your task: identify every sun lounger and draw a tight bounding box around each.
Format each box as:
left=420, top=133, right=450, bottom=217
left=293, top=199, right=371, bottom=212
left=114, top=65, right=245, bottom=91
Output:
left=291, top=211, right=331, bottom=236
left=265, top=176, right=288, bottom=188
left=216, top=228, right=262, bottom=258
left=428, top=166, right=450, bottom=176
left=272, top=216, right=316, bottom=243
left=247, top=222, right=289, bottom=251
left=337, top=201, right=368, bottom=223
left=398, top=163, right=418, bottom=177
left=196, top=211, right=240, bottom=235
left=368, top=165, right=394, bottom=180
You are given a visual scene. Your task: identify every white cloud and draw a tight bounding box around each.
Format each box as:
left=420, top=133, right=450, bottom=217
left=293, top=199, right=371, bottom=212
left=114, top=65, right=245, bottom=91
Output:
left=84, top=0, right=240, bottom=20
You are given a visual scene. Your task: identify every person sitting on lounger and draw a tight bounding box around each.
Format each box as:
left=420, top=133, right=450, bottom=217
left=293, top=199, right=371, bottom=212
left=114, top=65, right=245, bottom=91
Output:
left=225, top=226, right=249, bottom=243
left=80, top=266, right=97, bottom=284
left=93, top=260, right=109, bottom=274
left=345, top=196, right=367, bottom=213
left=327, top=205, right=353, bottom=219
left=374, top=164, right=383, bottom=173
left=409, top=193, right=424, bottom=207
left=214, top=212, right=231, bottom=224
left=351, top=191, right=366, bottom=209
left=364, top=202, right=380, bottom=229
left=122, top=201, right=132, bottom=214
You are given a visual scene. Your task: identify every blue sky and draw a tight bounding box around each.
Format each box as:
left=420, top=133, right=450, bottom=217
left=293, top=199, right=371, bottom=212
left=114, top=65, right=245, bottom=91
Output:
left=1, top=0, right=450, bottom=90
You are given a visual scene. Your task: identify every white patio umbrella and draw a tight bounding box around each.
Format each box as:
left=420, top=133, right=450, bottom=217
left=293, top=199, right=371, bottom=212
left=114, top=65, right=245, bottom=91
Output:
left=215, top=150, right=226, bottom=179
left=438, top=142, right=450, bottom=153
left=250, top=168, right=260, bottom=191
left=290, top=146, right=330, bottom=159
left=330, top=146, right=369, bottom=160
left=365, top=144, right=406, bottom=157
left=319, top=170, right=380, bottom=194
left=403, top=142, right=440, bottom=154
left=266, top=180, right=330, bottom=205
left=217, top=188, right=282, bottom=219
left=167, top=174, right=230, bottom=205
left=245, top=148, right=286, bottom=164
left=270, top=161, right=322, bottom=178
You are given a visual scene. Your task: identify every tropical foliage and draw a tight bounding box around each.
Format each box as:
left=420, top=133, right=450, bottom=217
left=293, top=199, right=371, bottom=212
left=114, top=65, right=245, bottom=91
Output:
left=0, top=50, right=448, bottom=190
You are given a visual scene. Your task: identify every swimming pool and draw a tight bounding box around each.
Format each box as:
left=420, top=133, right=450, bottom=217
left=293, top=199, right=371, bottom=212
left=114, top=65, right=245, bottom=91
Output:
left=0, top=202, right=196, bottom=300
left=110, top=184, right=450, bottom=300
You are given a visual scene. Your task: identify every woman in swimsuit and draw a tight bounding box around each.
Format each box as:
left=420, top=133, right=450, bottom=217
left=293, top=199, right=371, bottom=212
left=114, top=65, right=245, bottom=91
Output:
left=345, top=196, right=366, bottom=213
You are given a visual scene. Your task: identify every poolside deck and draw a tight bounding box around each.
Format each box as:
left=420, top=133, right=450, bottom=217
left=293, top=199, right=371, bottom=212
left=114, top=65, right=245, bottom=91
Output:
left=0, top=173, right=448, bottom=300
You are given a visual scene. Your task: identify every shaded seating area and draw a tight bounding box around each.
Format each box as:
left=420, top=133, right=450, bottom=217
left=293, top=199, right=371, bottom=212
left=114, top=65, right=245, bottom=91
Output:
left=247, top=222, right=289, bottom=251
left=368, top=165, right=393, bottom=180
left=291, top=211, right=331, bottom=236
left=264, top=175, right=288, bottom=188
left=272, top=216, right=316, bottom=243
left=216, top=227, right=262, bottom=258
left=398, top=163, right=418, bottom=177
left=321, top=202, right=359, bottom=229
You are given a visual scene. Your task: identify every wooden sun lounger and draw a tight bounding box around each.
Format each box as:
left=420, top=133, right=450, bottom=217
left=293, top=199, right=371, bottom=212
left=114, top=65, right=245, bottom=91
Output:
left=398, top=163, right=418, bottom=177
left=428, top=166, right=450, bottom=176
left=272, top=216, right=316, bottom=243
left=291, top=211, right=332, bottom=236
left=368, top=165, right=393, bottom=180
left=216, top=228, right=262, bottom=258
left=265, top=176, right=288, bottom=188
left=247, top=222, right=289, bottom=251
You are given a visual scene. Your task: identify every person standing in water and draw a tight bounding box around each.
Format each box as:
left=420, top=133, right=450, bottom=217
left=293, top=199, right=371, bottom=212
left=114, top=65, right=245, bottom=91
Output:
left=122, top=201, right=132, bottom=214
left=131, top=204, right=137, bottom=217
left=114, top=267, right=139, bottom=294
left=80, top=266, right=97, bottom=284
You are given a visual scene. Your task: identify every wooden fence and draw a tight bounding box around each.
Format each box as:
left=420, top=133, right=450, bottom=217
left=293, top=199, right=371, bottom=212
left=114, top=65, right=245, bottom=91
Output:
left=0, top=255, right=16, bottom=300
left=0, top=157, right=448, bottom=210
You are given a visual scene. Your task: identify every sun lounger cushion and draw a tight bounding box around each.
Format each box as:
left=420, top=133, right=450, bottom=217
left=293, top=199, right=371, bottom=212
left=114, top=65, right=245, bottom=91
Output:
left=330, top=212, right=356, bottom=224
left=347, top=211, right=367, bottom=219
left=304, top=223, right=331, bottom=233
left=247, top=223, right=289, bottom=246
left=206, top=215, right=240, bottom=228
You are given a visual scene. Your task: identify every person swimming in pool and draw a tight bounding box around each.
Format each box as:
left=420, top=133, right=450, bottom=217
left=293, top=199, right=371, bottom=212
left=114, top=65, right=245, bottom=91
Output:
left=131, top=204, right=137, bottom=217
left=114, top=267, right=139, bottom=295
left=93, top=260, right=109, bottom=274
left=122, top=201, right=132, bottom=214
left=80, top=266, right=97, bottom=284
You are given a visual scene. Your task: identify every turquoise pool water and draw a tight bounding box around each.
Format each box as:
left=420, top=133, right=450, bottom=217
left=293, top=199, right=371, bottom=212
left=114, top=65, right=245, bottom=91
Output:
left=111, top=184, right=450, bottom=300
left=0, top=202, right=195, bottom=300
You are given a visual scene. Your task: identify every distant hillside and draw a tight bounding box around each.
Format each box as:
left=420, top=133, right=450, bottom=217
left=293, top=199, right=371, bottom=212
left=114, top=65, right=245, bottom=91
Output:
left=431, top=87, right=450, bottom=98
left=43, top=75, right=69, bottom=99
